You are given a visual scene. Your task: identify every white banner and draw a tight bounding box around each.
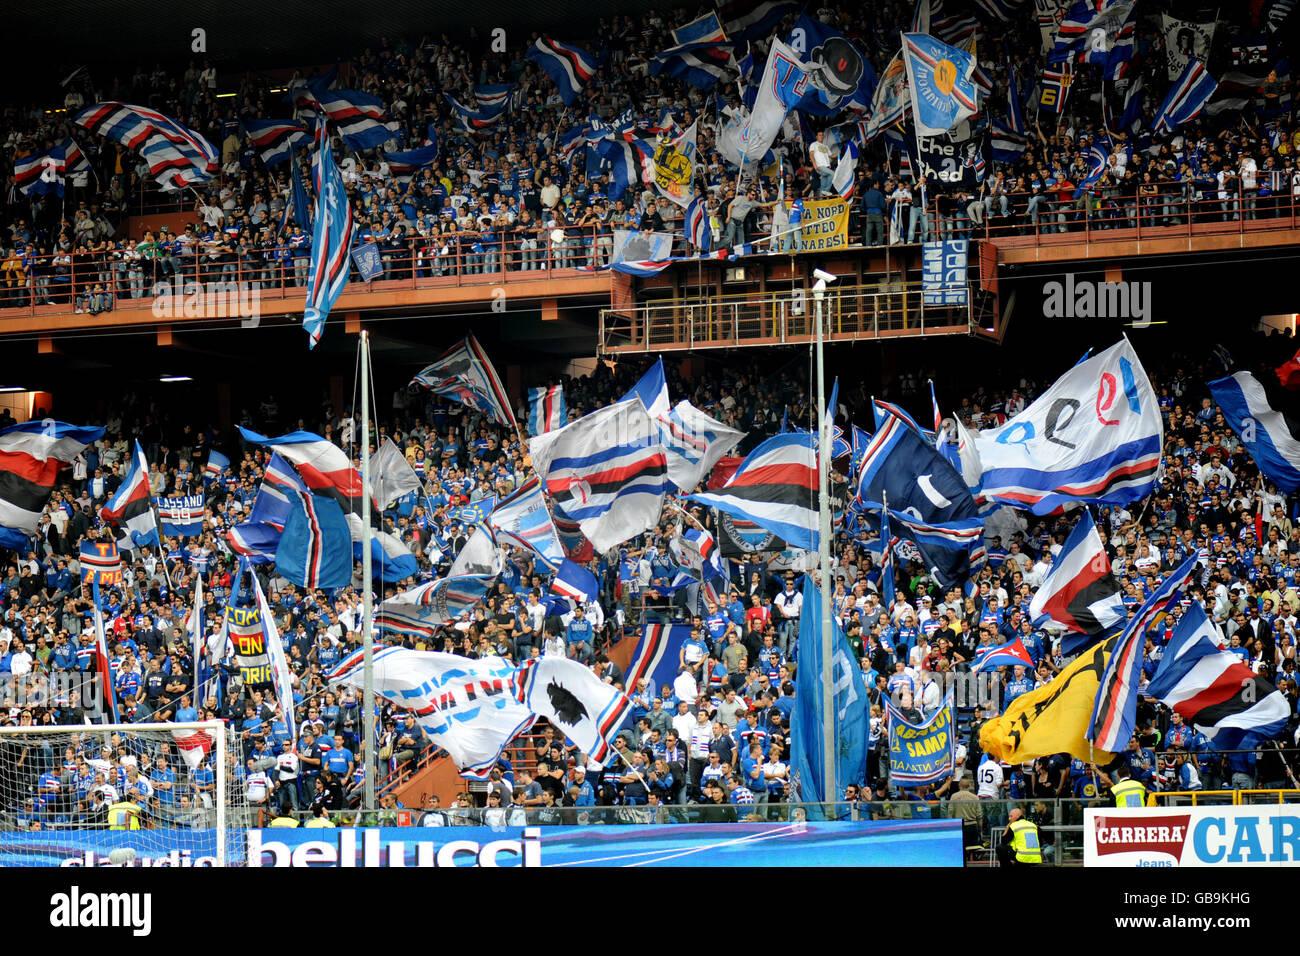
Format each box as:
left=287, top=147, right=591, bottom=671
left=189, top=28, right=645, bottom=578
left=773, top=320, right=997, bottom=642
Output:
left=1162, top=14, right=1216, bottom=80
left=1084, top=806, right=1300, bottom=866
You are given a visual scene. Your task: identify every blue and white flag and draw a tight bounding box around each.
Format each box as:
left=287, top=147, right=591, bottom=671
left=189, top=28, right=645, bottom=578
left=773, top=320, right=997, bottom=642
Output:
left=658, top=400, right=746, bottom=492
left=328, top=647, right=532, bottom=774
left=528, top=385, right=567, bottom=436
left=719, top=0, right=800, bottom=42
left=622, top=356, right=670, bottom=418
left=552, top=558, right=600, bottom=603
left=856, top=408, right=978, bottom=525
left=624, top=622, right=692, bottom=698
left=383, top=144, right=440, bottom=182
left=203, top=449, right=229, bottom=482
left=13, top=139, right=91, bottom=197
left=1072, top=140, right=1111, bottom=198
left=972, top=637, right=1035, bottom=674
left=446, top=498, right=498, bottom=526
left=610, top=229, right=675, bottom=271
left=157, top=495, right=205, bottom=537
left=356, top=530, right=419, bottom=582
left=789, top=575, right=868, bottom=804
left=902, top=33, right=980, bottom=137
left=527, top=38, right=598, bottom=105
left=685, top=194, right=711, bottom=251
left=651, top=41, right=732, bottom=91
left=674, top=11, right=727, bottom=45
left=101, top=441, right=159, bottom=551
left=832, top=140, right=859, bottom=200
left=375, top=576, right=497, bottom=636
left=513, top=656, right=632, bottom=763
left=1153, top=61, right=1219, bottom=133
left=274, top=489, right=353, bottom=589
left=1050, top=0, right=1136, bottom=78
left=787, top=15, right=878, bottom=116
left=444, top=92, right=509, bottom=130
left=252, top=570, right=297, bottom=740
left=863, top=52, right=910, bottom=142
left=302, top=121, right=353, bottom=348
left=882, top=507, right=985, bottom=586
left=75, top=102, right=218, bottom=190
left=588, top=137, right=639, bottom=201
left=886, top=691, right=956, bottom=785
left=974, top=339, right=1162, bottom=514
left=1208, top=371, right=1300, bottom=492
left=736, top=38, right=809, bottom=165
left=487, top=476, right=565, bottom=569
left=879, top=506, right=897, bottom=607
left=474, top=83, right=516, bottom=111
left=310, top=88, right=392, bottom=149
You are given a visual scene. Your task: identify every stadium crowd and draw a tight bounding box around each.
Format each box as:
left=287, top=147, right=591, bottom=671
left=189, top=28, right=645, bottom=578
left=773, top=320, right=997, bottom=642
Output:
left=0, top=325, right=1297, bottom=833
left=1, top=3, right=1298, bottom=312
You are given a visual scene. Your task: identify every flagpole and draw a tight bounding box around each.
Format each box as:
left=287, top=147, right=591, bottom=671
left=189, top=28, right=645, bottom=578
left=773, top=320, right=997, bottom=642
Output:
left=814, top=275, right=835, bottom=807
left=360, top=328, right=376, bottom=813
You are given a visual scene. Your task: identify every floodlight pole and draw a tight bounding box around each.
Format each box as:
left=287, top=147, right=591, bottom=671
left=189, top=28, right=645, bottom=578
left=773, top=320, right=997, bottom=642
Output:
left=814, top=279, right=835, bottom=807
left=361, top=329, right=376, bottom=814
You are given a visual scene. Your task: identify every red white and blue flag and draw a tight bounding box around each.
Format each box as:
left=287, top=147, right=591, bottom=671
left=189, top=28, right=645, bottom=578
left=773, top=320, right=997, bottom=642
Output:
left=551, top=558, right=600, bottom=603
left=240, top=118, right=309, bottom=167
left=1153, top=60, right=1220, bottom=132
left=303, top=119, right=354, bottom=348
left=1088, top=555, right=1199, bottom=752
left=527, top=38, right=598, bottom=105
left=412, top=333, right=518, bottom=429
left=513, top=656, right=633, bottom=763
left=487, top=475, right=565, bottom=569
left=528, top=385, right=567, bottom=436
left=687, top=432, right=819, bottom=552
left=100, top=440, right=159, bottom=551
left=274, top=489, right=353, bottom=589
left=972, top=637, right=1035, bottom=673
left=1029, top=510, right=1125, bottom=654
left=1147, top=603, right=1291, bottom=750
left=0, top=421, right=103, bottom=552
left=157, top=495, right=206, bottom=537
left=74, top=101, right=218, bottom=189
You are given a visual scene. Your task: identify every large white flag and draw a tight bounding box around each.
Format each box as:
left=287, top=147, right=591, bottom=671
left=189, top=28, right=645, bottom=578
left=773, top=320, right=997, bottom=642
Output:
left=253, top=574, right=297, bottom=743
left=657, top=400, right=746, bottom=492
left=512, top=656, right=633, bottom=763
left=328, top=647, right=533, bottom=774
left=449, top=523, right=503, bottom=577
left=372, top=437, right=423, bottom=510
left=736, top=39, right=809, bottom=165
left=974, top=339, right=1161, bottom=514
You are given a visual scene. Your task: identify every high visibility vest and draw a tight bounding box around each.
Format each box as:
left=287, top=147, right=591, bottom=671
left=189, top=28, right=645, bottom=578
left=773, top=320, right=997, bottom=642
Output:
left=107, top=800, right=142, bottom=830
left=1008, top=819, right=1042, bottom=864
left=268, top=816, right=300, bottom=828
left=304, top=817, right=336, bottom=828
left=1113, top=778, right=1146, bottom=808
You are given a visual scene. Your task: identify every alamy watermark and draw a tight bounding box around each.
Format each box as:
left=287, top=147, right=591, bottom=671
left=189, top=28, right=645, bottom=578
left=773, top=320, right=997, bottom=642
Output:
left=1043, top=273, right=1151, bottom=328
left=149, top=277, right=260, bottom=326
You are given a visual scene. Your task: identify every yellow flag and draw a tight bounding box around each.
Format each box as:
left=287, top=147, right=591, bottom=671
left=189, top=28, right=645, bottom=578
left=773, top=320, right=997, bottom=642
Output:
left=979, top=636, right=1119, bottom=765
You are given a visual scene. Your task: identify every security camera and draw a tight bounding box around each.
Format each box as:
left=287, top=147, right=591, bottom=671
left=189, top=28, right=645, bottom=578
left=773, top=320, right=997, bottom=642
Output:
left=813, top=268, right=838, bottom=284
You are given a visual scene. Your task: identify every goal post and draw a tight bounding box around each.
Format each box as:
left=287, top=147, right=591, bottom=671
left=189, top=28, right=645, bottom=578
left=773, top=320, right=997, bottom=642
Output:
left=0, top=720, right=248, bottom=867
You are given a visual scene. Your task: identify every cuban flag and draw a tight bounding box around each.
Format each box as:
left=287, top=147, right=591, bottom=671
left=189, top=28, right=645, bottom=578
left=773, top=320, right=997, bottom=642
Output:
left=1153, top=60, right=1218, bottom=132
left=529, top=399, right=669, bottom=553
left=1088, top=555, right=1200, bottom=753
left=411, top=334, right=517, bottom=429
left=303, top=120, right=354, bottom=348
left=528, top=385, right=567, bottom=436
left=100, top=441, right=159, bottom=551
left=0, top=421, right=103, bottom=552
left=902, top=33, right=980, bottom=137
left=1209, top=371, right=1300, bottom=491
left=275, top=489, right=353, bottom=589
left=1029, top=511, right=1125, bottom=654
left=552, top=558, right=600, bottom=603
left=513, top=656, right=632, bottom=763
left=487, top=476, right=565, bottom=569
left=687, top=433, right=820, bottom=552
left=972, top=637, right=1035, bottom=673
left=974, top=339, right=1162, bottom=514
left=240, top=119, right=309, bottom=167
left=527, top=38, right=598, bottom=105
left=1147, top=603, right=1291, bottom=751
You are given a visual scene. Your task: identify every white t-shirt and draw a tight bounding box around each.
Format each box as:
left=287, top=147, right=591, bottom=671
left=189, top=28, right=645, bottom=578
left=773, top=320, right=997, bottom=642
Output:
left=976, top=756, right=1004, bottom=798
left=809, top=140, right=832, bottom=172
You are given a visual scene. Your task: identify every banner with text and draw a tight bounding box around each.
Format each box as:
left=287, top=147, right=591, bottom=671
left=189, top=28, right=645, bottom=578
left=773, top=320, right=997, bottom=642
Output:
left=1084, top=806, right=1300, bottom=867
left=887, top=692, right=956, bottom=785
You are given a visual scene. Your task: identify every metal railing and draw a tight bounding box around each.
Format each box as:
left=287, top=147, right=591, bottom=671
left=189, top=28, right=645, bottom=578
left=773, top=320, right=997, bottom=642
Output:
left=600, top=282, right=973, bottom=352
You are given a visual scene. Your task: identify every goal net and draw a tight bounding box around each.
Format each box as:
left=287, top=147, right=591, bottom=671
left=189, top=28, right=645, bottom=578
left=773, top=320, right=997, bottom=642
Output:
left=0, top=720, right=251, bottom=867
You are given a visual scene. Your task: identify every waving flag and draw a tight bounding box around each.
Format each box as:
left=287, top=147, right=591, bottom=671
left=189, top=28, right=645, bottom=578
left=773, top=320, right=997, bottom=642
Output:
left=228, top=522, right=283, bottom=565
left=445, top=93, right=509, bottom=131
left=651, top=41, right=733, bottom=91
left=302, top=121, right=353, bottom=348
left=902, top=33, right=980, bottom=137
left=1088, top=556, right=1199, bottom=753
left=411, top=334, right=517, bottom=429
left=275, top=489, right=353, bottom=589
left=446, top=498, right=498, bottom=526
left=100, top=441, right=159, bottom=551
left=623, top=357, right=670, bottom=418
left=376, top=576, right=497, bottom=636
left=1039, top=62, right=1075, bottom=113
left=371, top=437, right=423, bottom=511
left=1209, top=371, right=1300, bottom=492
left=251, top=572, right=297, bottom=739
left=528, top=385, right=567, bottom=436
left=240, top=119, right=309, bottom=167
left=528, top=38, right=598, bottom=105
left=328, top=647, right=532, bottom=773
left=91, top=582, right=118, bottom=723
left=856, top=409, right=978, bottom=525
left=1153, top=61, right=1219, bottom=133
left=203, top=449, right=229, bottom=483
left=1050, top=0, right=1136, bottom=76
left=529, top=399, right=668, bottom=553
left=157, top=495, right=205, bottom=537
left=382, top=144, right=440, bottom=182
left=974, top=339, right=1161, bottom=514
left=687, top=433, right=819, bottom=551
left=474, top=83, right=516, bottom=110
left=1072, top=140, right=1111, bottom=198
left=789, top=575, right=868, bottom=804
left=737, top=38, right=809, bottom=165
left=674, top=11, right=727, bottom=45
left=718, top=0, right=800, bottom=41
left=1147, top=603, right=1290, bottom=750
left=239, top=429, right=366, bottom=531
left=310, top=87, right=392, bottom=149
left=552, top=558, right=600, bottom=603
left=657, top=400, right=746, bottom=492
left=74, top=102, right=218, bottom=189
left=881, top=507, right=984, bottom=586
left=356, top=529, right=419, bottom=581
left=1029, top=511, right=1125, bottom=654
left=0, top=421, right=103, bottom=552
left=13, top=139, right=90, bottom=197
left=632, top=120, right=698, bottom=208
left=788, top=15, right=877, bottom=116
left=488, top=476, right=565, bottom=569
left=624, top=622, right=692, bottom=696
left=832, top=140, right=859, bottom=200
left=862, top=51, right=910, bottom=142
left=448, top=524, right=502, bottom=578
left=686, top=194, right=711, bottom=251
left=972, top=637, right=1035, bottom=673
left=514, top=656, right=632, bottom=762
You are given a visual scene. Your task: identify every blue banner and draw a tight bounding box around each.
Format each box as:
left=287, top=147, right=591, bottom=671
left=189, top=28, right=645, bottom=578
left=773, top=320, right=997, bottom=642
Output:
left=351, top=243, right=384, bottom=282
left=921, top=239, right=968, bottom=306
left=887, top=693, right=957, bottom=786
